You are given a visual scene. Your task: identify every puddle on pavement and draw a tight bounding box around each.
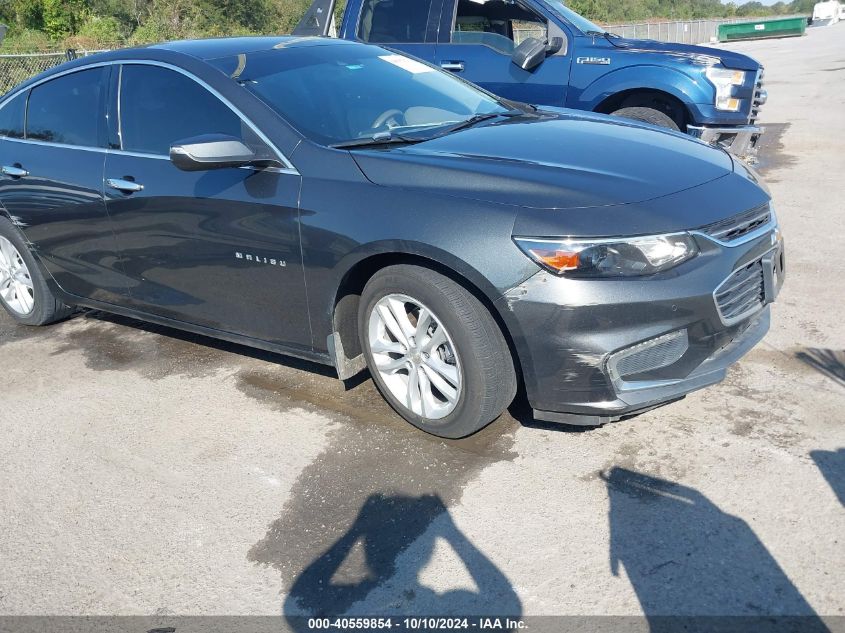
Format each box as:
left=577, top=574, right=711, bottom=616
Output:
left=44, top=312, right=241, bottom=379
left=753, top=122, right=795, bottom=176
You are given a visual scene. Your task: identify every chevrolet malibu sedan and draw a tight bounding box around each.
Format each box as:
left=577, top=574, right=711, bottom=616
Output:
left=0, top=37, right=784, bottom=438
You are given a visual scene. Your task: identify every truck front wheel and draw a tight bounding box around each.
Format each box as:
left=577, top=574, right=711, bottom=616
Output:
left=611, top=106, right=681, bottom=132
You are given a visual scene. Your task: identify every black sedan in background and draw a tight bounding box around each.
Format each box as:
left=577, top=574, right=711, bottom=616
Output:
left=0, top=37, right=784, bottom=437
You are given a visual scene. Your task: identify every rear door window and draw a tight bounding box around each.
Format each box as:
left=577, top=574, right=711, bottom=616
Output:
left=358, top=0, right=436, bottom=43
left=0, top=92, right=26, bottom=139
left=118, top=64, right=246, bottom=156
left=451, top=0, right=548, bottom=54
left=26, top=68, right=106, bottom=146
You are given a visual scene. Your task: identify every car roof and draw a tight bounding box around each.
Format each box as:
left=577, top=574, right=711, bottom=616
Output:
left=0, top=36, right=361, bottom=99
left=148, top=35, right=357, bottom=60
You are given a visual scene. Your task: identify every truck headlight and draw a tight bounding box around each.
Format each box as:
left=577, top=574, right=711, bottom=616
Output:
left=514, top=233, right=699, bottom=277
left=705, top=66, right=746, bottom=112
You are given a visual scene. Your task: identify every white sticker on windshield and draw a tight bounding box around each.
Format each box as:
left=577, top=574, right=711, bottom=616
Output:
left=378, top=54, right=433, bottom=74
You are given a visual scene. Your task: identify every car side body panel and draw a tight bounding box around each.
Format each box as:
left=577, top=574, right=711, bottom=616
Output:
left=291, top=141, right=539, bottom=355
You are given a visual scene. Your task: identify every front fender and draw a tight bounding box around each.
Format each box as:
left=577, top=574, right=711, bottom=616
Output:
left=334, top=239, right=509, bottom=308
left=573, top=64, right=712, bottom=118
left=325, top=238, right=541, bottom=390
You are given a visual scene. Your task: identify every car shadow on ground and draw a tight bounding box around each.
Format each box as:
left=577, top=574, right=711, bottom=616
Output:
left=810, top=448, right=845, bottom=507
left=65, top=309, right=371, bottom=385
left=795, top=348, right=845, bottom=388
left=281, top=493, right=522, bottom=629
left=602, top=467, right=830, bottom=632
left=25, top=309, right=596, bottom=433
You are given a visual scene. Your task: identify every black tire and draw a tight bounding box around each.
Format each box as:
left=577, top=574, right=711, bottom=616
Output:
left=0, top=216, right=74, bottom=326
left=611, top=106, right=681, bottom=131
left=359, top=264, right=517, bottom=438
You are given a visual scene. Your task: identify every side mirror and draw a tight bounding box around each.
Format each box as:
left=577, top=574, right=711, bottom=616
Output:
left=511, top=37, right=549, bottom=71
left=546, top=36, right=564, bottom=55
left=170, top=134, right=263, bottom=172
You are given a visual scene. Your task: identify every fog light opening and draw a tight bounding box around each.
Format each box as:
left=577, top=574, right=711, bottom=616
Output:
left=607, top=330, right=690, bottom=391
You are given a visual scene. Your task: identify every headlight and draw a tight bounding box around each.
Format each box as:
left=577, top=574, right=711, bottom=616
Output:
left=514, top=233, right=699, bottom=277
left=705, top=66, right=746, bottom=112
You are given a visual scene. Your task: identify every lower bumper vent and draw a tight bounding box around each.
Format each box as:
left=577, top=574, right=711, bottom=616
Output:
left=714, top=259, right=765, bottom=325
left=607, top=330, right=690, bottom=390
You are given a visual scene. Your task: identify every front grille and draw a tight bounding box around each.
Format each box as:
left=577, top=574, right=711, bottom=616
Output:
left=749, top=68, right=765, bottom=125
left=714, top=259, right=765, bottom=324
left=699, top=204, right=772, bottom=243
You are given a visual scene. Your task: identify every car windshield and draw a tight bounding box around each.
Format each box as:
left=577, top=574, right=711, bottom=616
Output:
left=212, top=44, right=511, bottom=146
left=542, top=0, right=606, bottom=34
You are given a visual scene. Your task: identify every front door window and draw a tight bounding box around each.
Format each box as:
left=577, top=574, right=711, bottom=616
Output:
left=451, top=0, right=548, bottom=54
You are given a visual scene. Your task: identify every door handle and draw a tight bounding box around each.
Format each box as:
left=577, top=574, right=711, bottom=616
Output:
left=1, top=165, right=29, bottom=178
left=106, top=178, right=144, bottom=193
left=440, top=61, right=465, bottom=72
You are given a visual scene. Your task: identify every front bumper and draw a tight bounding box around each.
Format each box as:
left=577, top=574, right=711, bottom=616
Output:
left=688, top=124, right=763, bottom=161
left=500, top=220, right=784, bottom=426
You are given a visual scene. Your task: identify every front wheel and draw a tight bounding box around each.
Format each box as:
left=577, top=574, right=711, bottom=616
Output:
left=611, top=106, right=681, bottom=131
left=359, top=265, right=517, bottom=438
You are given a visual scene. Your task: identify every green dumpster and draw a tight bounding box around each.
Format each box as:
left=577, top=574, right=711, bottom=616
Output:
left=718, top=17, right=807, bottom=41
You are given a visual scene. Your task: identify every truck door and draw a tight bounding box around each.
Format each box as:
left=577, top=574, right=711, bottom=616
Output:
left=435, top=0, right=571, bottom=107
left=349, top=0, right=444, bottom=64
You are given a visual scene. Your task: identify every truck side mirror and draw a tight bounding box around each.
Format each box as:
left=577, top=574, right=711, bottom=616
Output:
left=511, top=37, right=548, bottom=71
left=546, top=36, right=564, bottom=55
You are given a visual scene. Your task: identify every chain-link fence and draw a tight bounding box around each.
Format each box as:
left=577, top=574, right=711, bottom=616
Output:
left=604, top=15, right=807, bottom=45
left=0, top=49, right=108, bottom=95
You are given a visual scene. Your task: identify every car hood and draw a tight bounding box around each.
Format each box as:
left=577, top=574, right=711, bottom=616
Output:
left=351, top=111, right=734, bottom=211
left=608, top=37, right=760, bottom=71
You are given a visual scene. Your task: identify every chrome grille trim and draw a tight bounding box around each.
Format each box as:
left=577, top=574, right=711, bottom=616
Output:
left=749, top=68, right=765, bottom=125
left=714, top=258, right=766, bottom=325
left=697, top=204, right=772, bottom=245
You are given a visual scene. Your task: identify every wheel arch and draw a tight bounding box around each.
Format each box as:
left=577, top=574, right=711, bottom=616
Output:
left=575, top=65, right=708, bottom=123
left=594, top=88, right=691, bottom=128
left=329, top=247, right=524, bottom=387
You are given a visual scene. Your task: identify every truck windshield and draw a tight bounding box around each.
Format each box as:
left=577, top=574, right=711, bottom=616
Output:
left=212, top=43, right=510, bottom=146
left=543, top=0, right=606, bottom=35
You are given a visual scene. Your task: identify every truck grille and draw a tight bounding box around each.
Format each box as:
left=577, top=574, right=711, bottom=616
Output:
left=699, top=204, right=772, bottom=243
left=714, top=259, right=765, bottom=324
left=749, top=68, right=765, bottom=125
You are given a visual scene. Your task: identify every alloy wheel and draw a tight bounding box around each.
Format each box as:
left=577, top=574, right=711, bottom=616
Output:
left=368, top=293, right=462, bottom=420
left=0, top=236, right=35, bottom=316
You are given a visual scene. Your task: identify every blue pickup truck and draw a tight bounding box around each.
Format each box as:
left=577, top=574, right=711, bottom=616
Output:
left=293, top=0, right=767, bottom=157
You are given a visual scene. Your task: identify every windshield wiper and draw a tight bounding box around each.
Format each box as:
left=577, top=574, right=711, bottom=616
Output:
left=499, top=98, right=540, bottom=114
left=439, top=111, right=524, bottom=135
left=584, top=29, right=619, bottom=39
left=333, top=111, right=526, bottom=148
left=331, top=132, right=423, bottom=149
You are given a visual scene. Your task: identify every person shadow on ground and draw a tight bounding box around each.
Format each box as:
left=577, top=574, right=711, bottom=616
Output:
left=810, top=448, right=845, bottom=507
left=283, top=493, right=521, bottom=630
left=602, top=467, right=830, bottom=633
